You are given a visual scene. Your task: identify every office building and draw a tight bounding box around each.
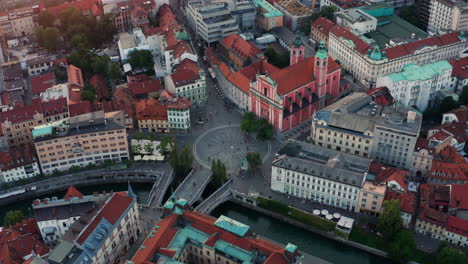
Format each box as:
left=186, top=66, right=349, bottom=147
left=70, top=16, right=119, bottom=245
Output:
left=427, top=0, right=468, bottom=34
left=271, top=141, right=371, bottom=211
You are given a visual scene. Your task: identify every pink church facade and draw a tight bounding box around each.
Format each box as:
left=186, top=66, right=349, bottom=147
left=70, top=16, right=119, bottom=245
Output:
left=250, top=40, right=344, bottom=132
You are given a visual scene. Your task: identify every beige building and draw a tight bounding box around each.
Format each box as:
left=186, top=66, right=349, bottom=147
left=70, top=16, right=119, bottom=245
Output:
left=427, top=0, right=468, bottom=34
left=136, top=99, right=168, bottom=133
left=411, top=138, right=434, bottom=177
left=8, top=7, right=35, bottom=37
left=33, top=117, right=129, bottom=174
left=1, top=100, right=45, bottom=148
left=356, top=181, right=386, bottom=216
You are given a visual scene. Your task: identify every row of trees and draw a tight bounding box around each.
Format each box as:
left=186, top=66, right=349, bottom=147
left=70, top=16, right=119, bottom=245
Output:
left=211, top=159, right=227, bottom=187
left=377, top=200, right=467, bottom=264
left=155, top=136, right=194, bottom=184
left=240, top=112, right=273, bottom=140
left=68, top=51, right=122, bottom=81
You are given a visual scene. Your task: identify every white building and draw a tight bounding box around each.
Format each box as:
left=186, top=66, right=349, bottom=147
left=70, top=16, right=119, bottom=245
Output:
left=47, top=187, right=140, bottom=264
left=32, top=186, right=112, bottom=246
left=271, top=141, right=371, bottom=211
left=328, top=26, right=466, bottom=88
left=376, top=60, right=453, bottom=112
left=186, top=0, right=240, bottom=44
left=335, top=8, right=377, bottom=34
left=165, top=59, right=206, bottom=107
left=117, top=29, right=151, bottom=62
left=40, top=83, right=70, bottom=102
left=427, top=0, right=468, bottom=35
left=0, top=148, right=40, bottom=183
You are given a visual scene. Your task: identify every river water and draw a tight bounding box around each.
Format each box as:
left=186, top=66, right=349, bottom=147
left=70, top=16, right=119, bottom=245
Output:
left=0, top=183, right=151, bottom=227
left=211, top=201, right=391, bottom=264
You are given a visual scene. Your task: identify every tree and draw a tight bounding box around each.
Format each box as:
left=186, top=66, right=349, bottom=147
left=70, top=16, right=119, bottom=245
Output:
left=70, top=33, right=91, bottom=50
left=148, top=131, right=156, bottom=141
left=256, top=118, right=273, bottom=140
left=134, top=131, right=146, bottom=141
left=168, top=143, right=193, bottom=183
left=179, top=145, right=194, bottom=176
left=81, top=84, right=96, bottom=102
left=264, top=45, right=277, bottom=62
left=131, top=144, right=142, bottom=154
left=91, top=55, right=110, bottom=75
left=211, top=159, right=227, bottom=187
left=109, top=63, right=123, bottom=81
left=240, top=112, right=258, bottom=132
left=459, top=85, right=468, bottom=105
left=144, top=144, right=154, bottom=154
left=127, top=49, right=154, bottom=70
left=436, top=246, right=466, bottom=264
left=440, top=96, right=460, bottom=115
left=36, top=27, right=60, bottom=52
left=157, top=135, right=175, bottom=155
left=37, top=10, right=55, bottom=27
left=318, top=5, right=337, bottom=20
left=387, top=230, right=416, bottom=264
left=246, top=152, right=261, bottom=171
left=377, top=199, right=402, bottom=240
left=3, top=210, right=25, bottom=227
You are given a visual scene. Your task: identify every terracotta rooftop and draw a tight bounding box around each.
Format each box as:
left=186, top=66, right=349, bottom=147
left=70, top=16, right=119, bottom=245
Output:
left=449, top=58, right=468, bottom=79
left=171, top=60, right=201, bottom=87
left=220, top=34, right=264, bottom=61
left=128, top=78, right=162, bottom=97
left=40, top=97, right=68, bottom=118
left=268, top=56, right=340, bottom=95
left=311, top=17, right=337, bottom=37
left=0, top=145, right=37, bottom=171
left=64, top=186, right=84, bottom=199
left=449, top=184, right=468, bottom=210
left=67, top=65, right=84, bottom=88
left=41, top=0, right=104, bottom=16
left=330, top=25, right=370, bottom=55
left=31, top=72, right=56, bottom=95
left=446, top=216, right=468, bottom=237
left=366, top=87, right=393, bottom=106
left=135, top=99, right=168, bottom=121
left=0, top=99, right=42, bottom=124
left=384, top=189, right=416, bottom=214
left=444, top=105, right=468, bottom=123
left=89, top=74, right=109, bottom=100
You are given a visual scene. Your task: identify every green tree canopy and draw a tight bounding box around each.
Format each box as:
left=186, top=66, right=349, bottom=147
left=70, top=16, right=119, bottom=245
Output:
left=3, top=210, right=25, bottom=227
left=387, top=230, right=416, bottom=264
left=212, top=159, right=227, bottom=187
left=109, top=63, right=123, bottom=81
left=91, top=55, right=110, bottom=75
left=311, top=5, right=338, bottom=22
left=144, top=144, right=154, bottom=154
left=36, top=26, right=60, bottom=52
left=246, top=152, right=262, bottom=171
left=37, top=10, right=55, bottom=27
left=439, top=96, right=460, bottom=114
left=157, top=135, right=175, bottom=155
left=134, top=131, right=146, bottom=141
left=81, top=84, right=96, bottom=102
left=377, top=199, right=402, bottom=240
left=436, top=246, right=467, bottom=264
left=459, top=85, right=468, bottom=105
left=240, top=112, right=258, bottom=132
left=168, top=143, right=193, bottom=183
left=127, top=49, right=154, bottom=70
left=256, top=118, right=273, bottom=140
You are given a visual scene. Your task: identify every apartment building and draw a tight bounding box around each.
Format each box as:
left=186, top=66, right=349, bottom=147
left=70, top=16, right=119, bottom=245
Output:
left=187, top=0, right=240, bottom=44
left=356, top=181, right=386, bottom=216
left=370, top=106, right=421, bottom=169
left=8, top=7, right=35, bottom=37
left=1, top=99, right=45, bottom=148
left=161, top=93, right=192, bottom=134
left=0, top=146, right=41, bottom=183
left=165, top=59, right=206, bottom=107
left=219, top=34, right=264, bottom=69
left=129, top=201, right=303, bottom=264
left=411, top=138, right=434, bottom=178
left=310, top=93, right=378, bottom=158
left=271, top=141, right=371, bottom=211
left=135, top=99, right=168, bottom=133
left=427, top=0, right=468, bottom=34
left=310, top=17, right=337, bottom=46
left=33, top=186, right=112, bottom=246
left=376, top=60, right=453, bottom=112
left=328, top=11, right=465, bottom=87
left=48, top=187, right=139, bottom=264
left=33, top=116, right=129, bottom=174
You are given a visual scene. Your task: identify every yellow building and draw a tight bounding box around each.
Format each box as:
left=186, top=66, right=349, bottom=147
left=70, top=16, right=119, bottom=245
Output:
left=356, top=181, right=386, bottom=216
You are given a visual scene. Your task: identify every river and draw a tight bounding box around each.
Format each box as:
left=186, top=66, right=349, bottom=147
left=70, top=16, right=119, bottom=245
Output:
left=0, top=183, right=151, bottom=227
left=211, top=201, right=391, bottom=264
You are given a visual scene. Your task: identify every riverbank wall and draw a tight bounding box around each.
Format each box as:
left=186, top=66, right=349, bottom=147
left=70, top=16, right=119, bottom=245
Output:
left=0, top=169, right=161, bottom=206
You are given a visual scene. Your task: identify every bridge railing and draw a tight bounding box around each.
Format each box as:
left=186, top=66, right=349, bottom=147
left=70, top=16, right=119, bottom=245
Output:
left=195, top=178, right=232, bottom=212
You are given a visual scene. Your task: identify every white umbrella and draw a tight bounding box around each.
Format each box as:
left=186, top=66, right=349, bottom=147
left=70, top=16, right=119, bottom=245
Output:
left=333, top=213, right=341, bottom=219
left=321, top=209, right=329, bottom=215
left=326, top=214, right=333, bottom=220
left=313, top=210, right=320, bottom=215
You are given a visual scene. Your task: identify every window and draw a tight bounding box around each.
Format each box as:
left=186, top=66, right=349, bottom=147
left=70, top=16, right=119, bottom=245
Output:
left=263, top=87, right=268, bottom=96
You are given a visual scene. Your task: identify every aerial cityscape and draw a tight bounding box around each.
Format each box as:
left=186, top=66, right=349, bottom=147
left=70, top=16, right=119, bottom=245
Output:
left=0, top=0, right=466, bottom=263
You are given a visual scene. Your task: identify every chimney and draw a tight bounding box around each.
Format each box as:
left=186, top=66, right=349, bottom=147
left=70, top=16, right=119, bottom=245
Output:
left=407, top=111, right=416, bottom=123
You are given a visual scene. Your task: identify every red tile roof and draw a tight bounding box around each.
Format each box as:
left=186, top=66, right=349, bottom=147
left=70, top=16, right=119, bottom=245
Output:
left=41, top=0, right=103, bottom=17
left=0, top=145, right=37, bottom=171
left=69, top=101, right=92, bottom=117
left=220, top=34, right=264, bottom=61
left=1, top=99, right=42, bottom=124
left=444, top=105, right=468, bottom=123
left=0, top=219, right=49, bottom=264
left=430, top=121, right=468, bottom=144
left=311, top=17, right=337, bottom=37
left=171, top=60, right=201, bottom=87
left=239, top=60, right=279, bottom=81
left=114, top=86, right=136, bottom=118
left=384, top=32, right=462, bottom=60
left=429, top=130, right=451, bottom=141
left=135, top=99, right=168, bottom=121
left=171, top=40, right=192, bottom=59
left=449, top=184, right=468, bottom=210
left=218, top=63, right=250, bottom=94
left=89, top=74, right=109, bottom=100
left=131, top=211, right=300, bottom=264
left=367, top=87, right=393, bottom=106
left=31, top=72, right=56, bottom=95
left=160, top=95, right=192, bottom=110
left=449, top=58, right=468, bottom=79
left=76, top=192, right=134, bottom=244
left=269, top=56, right=340, bottom=95
left=52, top=57, right=68, bottom=67
left=68, top=84, right=84, bottom=105
left=64, top=186, right=84, bottom=199
left=128, top=78, right=162, bottom=97
left=67, top=65, right=84, bottom=88
left=384, top=190, right=416, bottom=214
left=40, top=97, right=68, bottom=118
left=414, top=138, right=432, bottom=152
left=330, top=25, right=370, bottom=55
left=446, top=216, right=468, bottom=236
